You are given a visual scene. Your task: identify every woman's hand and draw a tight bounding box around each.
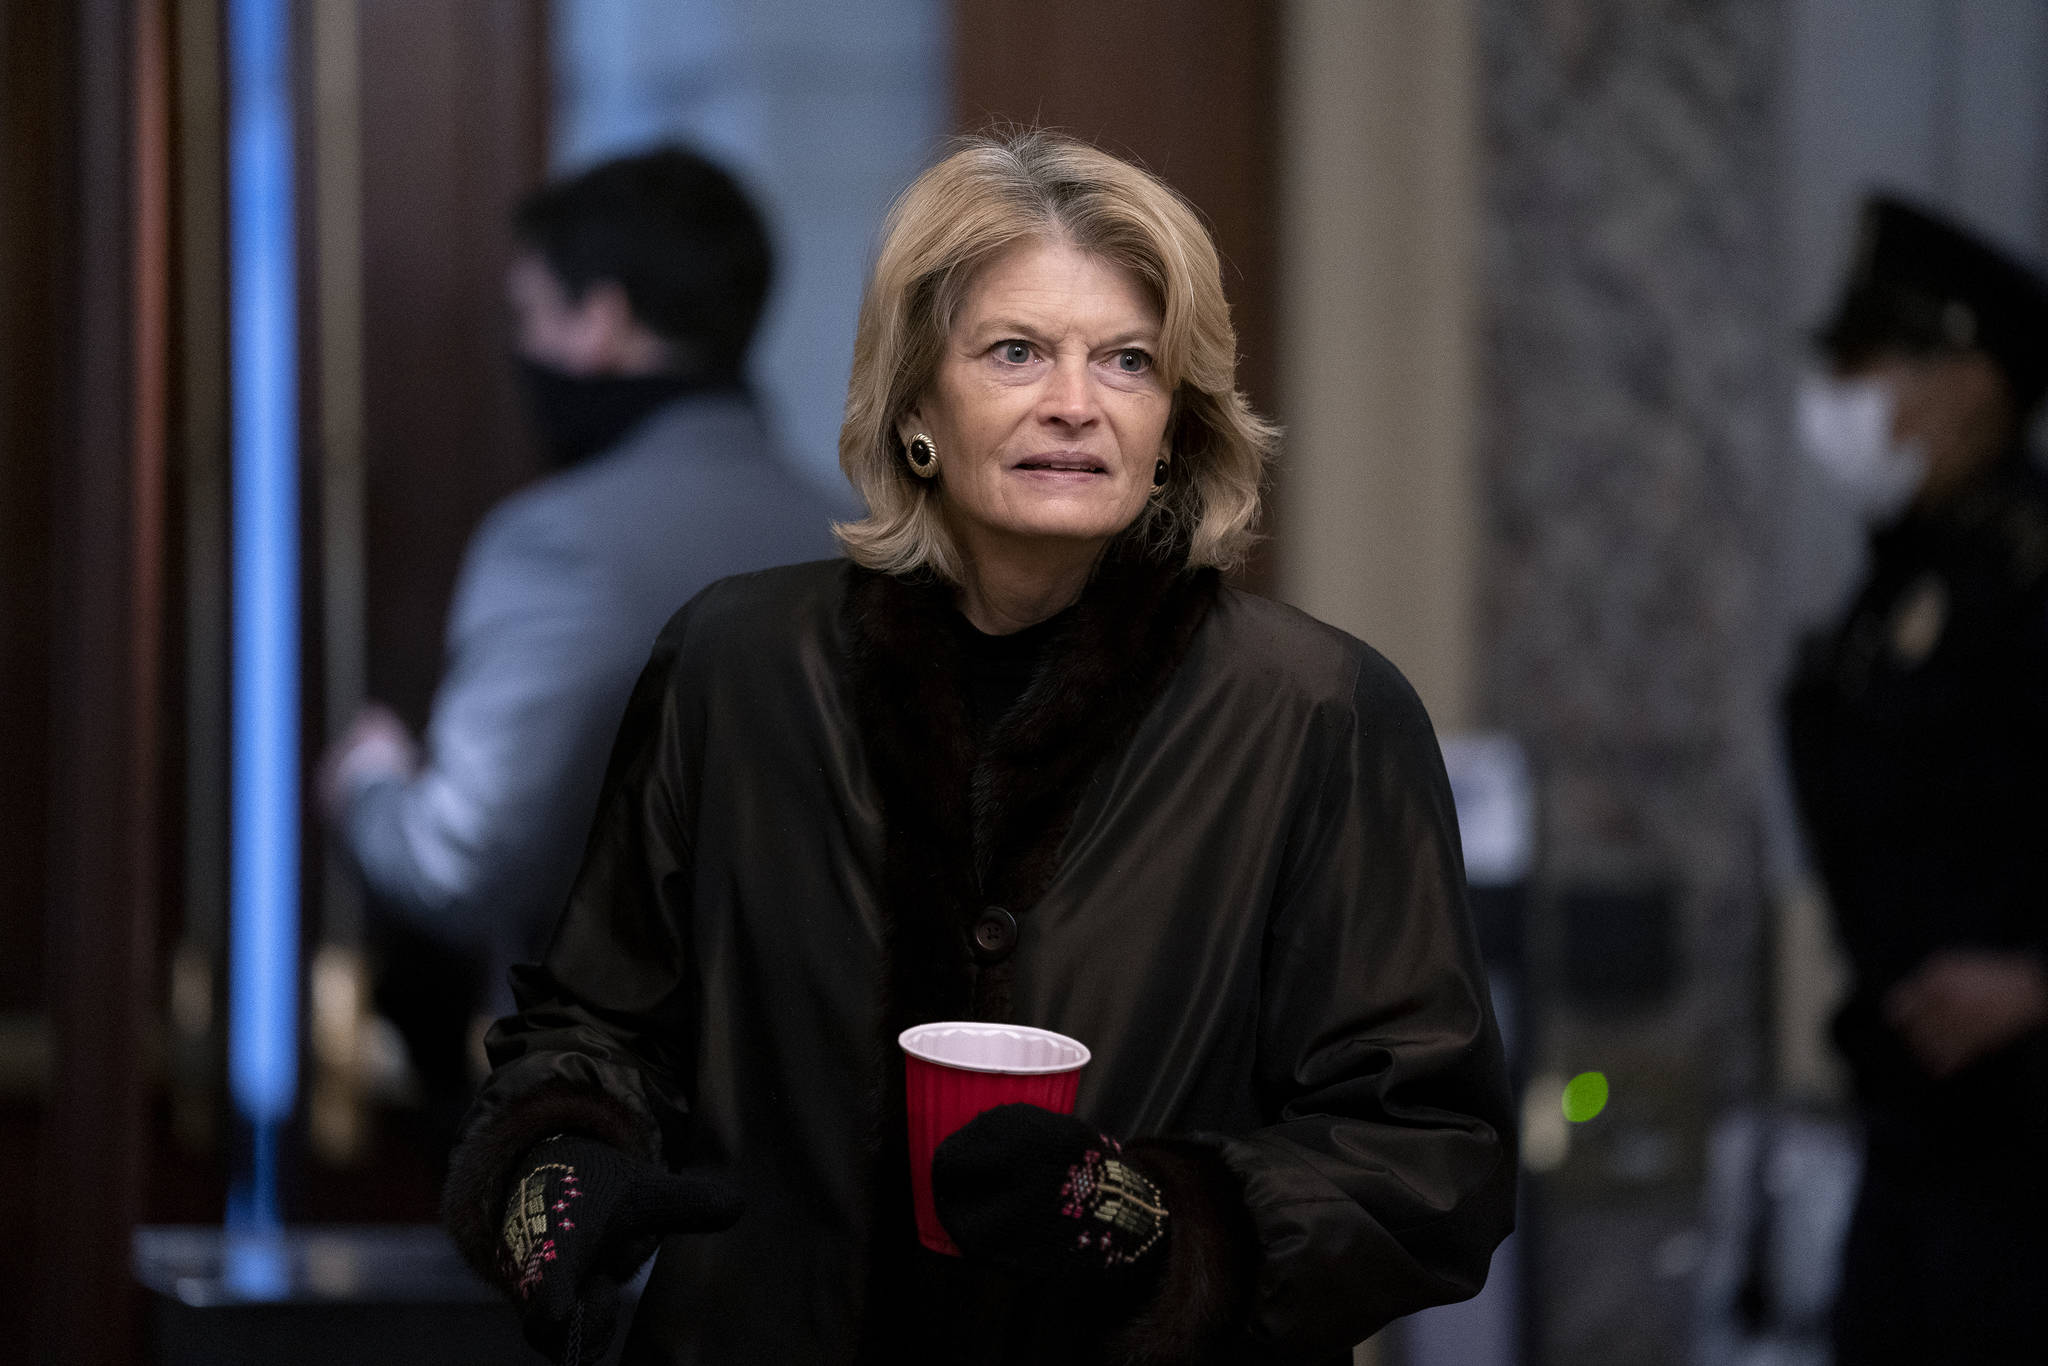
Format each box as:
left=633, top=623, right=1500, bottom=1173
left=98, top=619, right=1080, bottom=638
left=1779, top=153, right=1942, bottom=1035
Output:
left=1885, top=949, right=2048, bottom=1078
left=498, top=1135, right=745, bottom=1363
left=931, top=1104, right=1170, bottom=1281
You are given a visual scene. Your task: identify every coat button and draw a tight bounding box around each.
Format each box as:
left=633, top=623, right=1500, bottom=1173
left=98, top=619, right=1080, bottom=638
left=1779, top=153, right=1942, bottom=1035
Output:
left=971, top=906, right=1018, bottom=963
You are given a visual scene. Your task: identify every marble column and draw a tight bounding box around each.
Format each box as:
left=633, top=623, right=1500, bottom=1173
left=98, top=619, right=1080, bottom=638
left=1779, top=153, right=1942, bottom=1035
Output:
left=1476, top=0, right=1788, bottom=1359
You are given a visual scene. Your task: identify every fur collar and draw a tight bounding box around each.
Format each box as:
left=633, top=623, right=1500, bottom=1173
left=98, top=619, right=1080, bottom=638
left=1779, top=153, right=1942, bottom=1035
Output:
left=842, top=539, right=1219, bottom=1027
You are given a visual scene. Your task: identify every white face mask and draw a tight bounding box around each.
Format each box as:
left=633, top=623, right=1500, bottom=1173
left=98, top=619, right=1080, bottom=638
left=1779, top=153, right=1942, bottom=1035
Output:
left=1796, top=372, right=1929, bottom=521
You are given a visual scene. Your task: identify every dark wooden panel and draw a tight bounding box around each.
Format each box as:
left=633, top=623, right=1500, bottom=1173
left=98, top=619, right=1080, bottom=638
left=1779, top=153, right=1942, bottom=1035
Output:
left=31, top=0, right=169, bottom=1358
left=0, top=2, right=72, bottom=1359
left=0, top=0, right=68, bottom=1018
left=356, top=0, right=549, bottom=725
left=951, top=2, right=1280, bottom=587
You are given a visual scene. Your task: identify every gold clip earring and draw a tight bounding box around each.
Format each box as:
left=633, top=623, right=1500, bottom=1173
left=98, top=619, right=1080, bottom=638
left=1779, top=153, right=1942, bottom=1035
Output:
left=906, top=432, right=939, bottom=478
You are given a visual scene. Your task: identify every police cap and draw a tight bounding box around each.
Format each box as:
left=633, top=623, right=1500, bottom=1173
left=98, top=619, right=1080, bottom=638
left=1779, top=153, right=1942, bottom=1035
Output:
left=1818, top=194, right=2048, bottom=415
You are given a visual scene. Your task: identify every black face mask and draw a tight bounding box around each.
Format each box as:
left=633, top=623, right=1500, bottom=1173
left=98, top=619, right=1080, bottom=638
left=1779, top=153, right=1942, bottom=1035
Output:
left=515, top=359, right=727, bottom=468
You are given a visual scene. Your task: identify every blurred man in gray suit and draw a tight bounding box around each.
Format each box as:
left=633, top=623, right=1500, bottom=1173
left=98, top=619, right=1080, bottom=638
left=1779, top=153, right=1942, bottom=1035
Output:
left=318, top=148, right=844, bottom=1135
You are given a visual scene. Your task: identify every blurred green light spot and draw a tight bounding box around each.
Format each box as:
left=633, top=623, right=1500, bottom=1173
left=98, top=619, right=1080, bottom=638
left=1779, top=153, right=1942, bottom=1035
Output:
left=1561, top=1071, right=1609, bottom=1123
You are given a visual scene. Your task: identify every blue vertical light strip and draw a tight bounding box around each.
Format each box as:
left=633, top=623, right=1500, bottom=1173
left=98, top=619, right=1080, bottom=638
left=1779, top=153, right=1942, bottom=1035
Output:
left=225, top=0, right=298, bottom=1245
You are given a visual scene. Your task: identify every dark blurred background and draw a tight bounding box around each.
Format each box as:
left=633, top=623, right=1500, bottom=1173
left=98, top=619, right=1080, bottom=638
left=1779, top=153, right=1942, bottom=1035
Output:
left=4, top=2, right=2045, bottom=1364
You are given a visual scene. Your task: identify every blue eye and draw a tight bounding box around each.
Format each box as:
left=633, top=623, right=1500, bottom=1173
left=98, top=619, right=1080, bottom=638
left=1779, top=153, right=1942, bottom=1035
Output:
left=1115, top=348, right=1152, bottom=373
left=997, top=340, right=1032, bottom=364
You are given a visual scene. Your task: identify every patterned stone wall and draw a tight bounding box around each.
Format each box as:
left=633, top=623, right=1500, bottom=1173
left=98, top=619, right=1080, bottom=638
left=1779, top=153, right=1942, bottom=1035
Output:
left=1474, top=0, right=1789, bottom=1360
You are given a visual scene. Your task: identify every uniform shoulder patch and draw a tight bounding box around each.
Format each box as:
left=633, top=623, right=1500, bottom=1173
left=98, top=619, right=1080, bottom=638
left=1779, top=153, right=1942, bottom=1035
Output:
left=1888, top=573, right=1949, bottom=667
left=1994, top=497, right=2048, bottom=589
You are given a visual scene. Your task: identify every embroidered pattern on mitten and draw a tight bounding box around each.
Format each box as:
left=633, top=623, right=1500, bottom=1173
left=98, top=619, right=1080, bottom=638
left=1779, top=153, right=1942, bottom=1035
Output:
left=1061, top=1142, right=1168, bottom=1267
left=501, top=1160, right=584, bottom=1298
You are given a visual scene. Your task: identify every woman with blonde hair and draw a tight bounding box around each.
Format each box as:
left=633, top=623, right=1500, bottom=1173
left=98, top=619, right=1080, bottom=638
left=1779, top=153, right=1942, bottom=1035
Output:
left=446, top=130, right=1514, bottom=1365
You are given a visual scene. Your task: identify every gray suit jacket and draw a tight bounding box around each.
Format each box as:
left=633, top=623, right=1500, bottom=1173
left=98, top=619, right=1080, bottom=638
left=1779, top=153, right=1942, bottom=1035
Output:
left=342, top=395, right=848, bottom=979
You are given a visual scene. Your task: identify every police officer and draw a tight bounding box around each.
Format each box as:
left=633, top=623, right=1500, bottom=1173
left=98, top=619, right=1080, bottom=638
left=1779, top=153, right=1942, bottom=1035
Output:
left=1786, top=195, right=2048, bottom=1365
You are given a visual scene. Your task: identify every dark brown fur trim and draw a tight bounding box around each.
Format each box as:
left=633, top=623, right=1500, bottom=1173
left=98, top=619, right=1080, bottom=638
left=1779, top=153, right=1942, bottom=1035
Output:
left=843, top=566, right=984, bottom=1029
left=968, top=552, right=1219, bottom=1018
left=1113, top=1139, right=1260, bottom=1365
left=442, top=1084, right=655, bottom=1288
left=843, top=542, right=1220, bottom=1032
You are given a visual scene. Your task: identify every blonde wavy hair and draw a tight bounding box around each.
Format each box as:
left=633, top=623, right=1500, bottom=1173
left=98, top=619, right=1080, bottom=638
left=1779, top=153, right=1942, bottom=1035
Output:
left=834, top=130, right=1277, bottom=581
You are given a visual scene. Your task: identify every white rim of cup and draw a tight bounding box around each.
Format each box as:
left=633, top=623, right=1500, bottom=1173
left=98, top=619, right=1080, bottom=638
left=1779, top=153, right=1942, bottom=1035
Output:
left=896, top=1021, right=1092, bottom=1075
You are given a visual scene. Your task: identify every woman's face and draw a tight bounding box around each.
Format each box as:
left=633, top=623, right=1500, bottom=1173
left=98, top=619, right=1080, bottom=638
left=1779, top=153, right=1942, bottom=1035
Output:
left=901, top=237, right=1171, bottom=565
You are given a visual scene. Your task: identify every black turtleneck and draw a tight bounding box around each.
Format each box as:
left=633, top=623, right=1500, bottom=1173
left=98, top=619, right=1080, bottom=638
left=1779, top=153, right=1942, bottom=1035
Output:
left=950, top=609, right=1070, bottom=746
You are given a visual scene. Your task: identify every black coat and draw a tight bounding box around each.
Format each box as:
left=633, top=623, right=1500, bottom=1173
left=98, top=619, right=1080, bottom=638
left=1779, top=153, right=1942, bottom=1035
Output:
left=1785, top=462, right=2048, bottom=1167
left=446, top=548, right=1515, bottom=1364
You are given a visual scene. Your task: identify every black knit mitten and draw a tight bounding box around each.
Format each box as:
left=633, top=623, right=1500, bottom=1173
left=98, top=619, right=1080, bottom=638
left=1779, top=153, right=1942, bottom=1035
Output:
left=498, top=1134, right=744, bottom=1363
left=930, top=1103, right=1170, bottom=1281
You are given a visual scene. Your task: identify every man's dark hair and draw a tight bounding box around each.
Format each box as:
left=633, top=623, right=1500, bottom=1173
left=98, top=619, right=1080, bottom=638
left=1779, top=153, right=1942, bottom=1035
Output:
left=513, top=146, right=772, bottom=377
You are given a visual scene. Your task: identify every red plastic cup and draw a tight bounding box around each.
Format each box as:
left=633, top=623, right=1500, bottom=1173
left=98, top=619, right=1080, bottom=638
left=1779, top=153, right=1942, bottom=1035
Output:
left=898, top=1022, right=1091, bottom=1255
